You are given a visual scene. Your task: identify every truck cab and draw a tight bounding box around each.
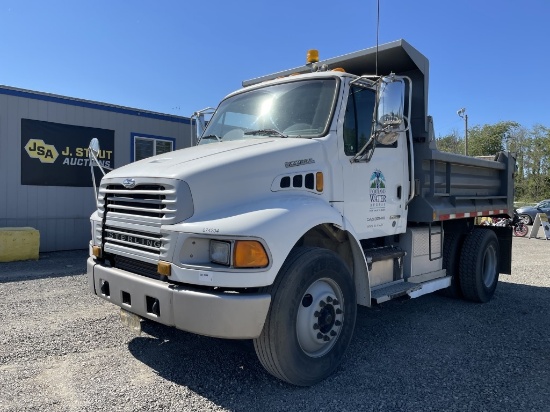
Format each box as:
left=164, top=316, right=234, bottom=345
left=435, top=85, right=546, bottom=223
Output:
left=200, top=69, right=410, bottom=237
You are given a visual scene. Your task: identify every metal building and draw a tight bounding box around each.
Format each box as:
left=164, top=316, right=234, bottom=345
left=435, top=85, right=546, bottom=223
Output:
left=0, top=85, right=193, bottom=252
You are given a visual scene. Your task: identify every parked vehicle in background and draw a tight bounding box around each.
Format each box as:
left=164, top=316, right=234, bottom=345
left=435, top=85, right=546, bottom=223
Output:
left=516, top=199, right=550, bottom=225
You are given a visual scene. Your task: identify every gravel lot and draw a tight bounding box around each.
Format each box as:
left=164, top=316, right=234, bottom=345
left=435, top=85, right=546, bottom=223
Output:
left=0, top=237, right=549, bottom=412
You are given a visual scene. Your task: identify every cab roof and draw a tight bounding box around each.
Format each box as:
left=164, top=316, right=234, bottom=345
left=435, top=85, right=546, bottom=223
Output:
left=242, top=39, right=430, bottom=138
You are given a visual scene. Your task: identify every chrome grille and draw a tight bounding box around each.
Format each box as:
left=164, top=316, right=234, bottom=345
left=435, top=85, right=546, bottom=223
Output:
left=96, top=178, right=191, bottom=262
left=103, top=184, right=176, bottom=220
left=98, top=179, right=193, bottom=227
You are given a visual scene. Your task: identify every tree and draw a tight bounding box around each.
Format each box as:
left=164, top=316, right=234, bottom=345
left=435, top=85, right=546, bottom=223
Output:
left=435, top=121, right=550, bottom=202
left=467, top=121, right=520, bottom=157
left=436, top=129, right=463, bottom=154
left=508, top=126, right=529, bottom=200
left=521, top=125, right=550, bottom=200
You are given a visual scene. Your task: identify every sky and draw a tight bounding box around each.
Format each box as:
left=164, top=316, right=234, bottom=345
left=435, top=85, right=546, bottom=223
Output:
left=1, top=0, right=549, bottom=138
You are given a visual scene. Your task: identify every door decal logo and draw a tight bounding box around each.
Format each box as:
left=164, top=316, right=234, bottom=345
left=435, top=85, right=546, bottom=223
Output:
left=369, top=169, right=386, bottom=212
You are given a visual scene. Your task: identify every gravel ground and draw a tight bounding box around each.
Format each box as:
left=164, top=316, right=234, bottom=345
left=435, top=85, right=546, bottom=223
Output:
left=0, top=238, right=549, bottom=412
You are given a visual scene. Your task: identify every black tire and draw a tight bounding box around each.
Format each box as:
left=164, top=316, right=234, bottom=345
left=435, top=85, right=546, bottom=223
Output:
left=438, top=232, right=464, bottom=298
left=519, top=214, right=532, bottom=225
left=253, top=247, right=357, bottom=386
left=459, top=229, right=500, bottom=303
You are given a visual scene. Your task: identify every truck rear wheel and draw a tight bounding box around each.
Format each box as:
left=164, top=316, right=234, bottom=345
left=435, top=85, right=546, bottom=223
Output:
left=253, top=247, right=357, bottom=386
left=459, top=229, right=500, bottom=303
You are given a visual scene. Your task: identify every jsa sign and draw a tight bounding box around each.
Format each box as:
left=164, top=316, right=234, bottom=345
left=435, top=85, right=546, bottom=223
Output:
left=21, top=119, right=115, bottom=187
left=24, top=139, right=59, bottom=163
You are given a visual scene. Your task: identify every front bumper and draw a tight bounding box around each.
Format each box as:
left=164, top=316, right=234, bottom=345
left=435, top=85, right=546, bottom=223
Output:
left=87, top=257, right=271, bottom=339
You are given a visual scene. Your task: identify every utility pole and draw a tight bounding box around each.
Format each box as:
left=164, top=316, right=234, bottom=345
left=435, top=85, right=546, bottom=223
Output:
left=457, top=108, right=468, bottom=155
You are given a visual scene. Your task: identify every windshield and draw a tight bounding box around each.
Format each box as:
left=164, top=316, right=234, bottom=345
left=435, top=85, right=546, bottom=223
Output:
left=199, top=78, right=338, bottom=144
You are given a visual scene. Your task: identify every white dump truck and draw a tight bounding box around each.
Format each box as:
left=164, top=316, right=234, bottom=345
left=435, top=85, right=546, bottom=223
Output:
left=87, top=39, right=516, bottom=386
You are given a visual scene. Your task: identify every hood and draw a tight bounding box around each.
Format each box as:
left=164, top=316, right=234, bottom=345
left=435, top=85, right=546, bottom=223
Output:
left=102, top=138, right=331, bottom=221
left=105, top=139, right=276, bottom=179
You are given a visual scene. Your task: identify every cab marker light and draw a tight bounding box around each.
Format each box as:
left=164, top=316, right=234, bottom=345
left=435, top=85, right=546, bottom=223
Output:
left=316, top=172, right=324, bottom=192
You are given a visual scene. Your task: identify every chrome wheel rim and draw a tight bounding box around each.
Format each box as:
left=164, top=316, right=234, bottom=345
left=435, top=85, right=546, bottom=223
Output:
left=296, top=278, right=344, bottom=357
left=482, top=243, right=498, bottom=288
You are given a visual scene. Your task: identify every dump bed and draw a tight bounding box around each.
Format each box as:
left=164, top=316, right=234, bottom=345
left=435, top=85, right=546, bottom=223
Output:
left=408, top=118, right=515, bottom=223
left=244, top=39, right=516, bottom=223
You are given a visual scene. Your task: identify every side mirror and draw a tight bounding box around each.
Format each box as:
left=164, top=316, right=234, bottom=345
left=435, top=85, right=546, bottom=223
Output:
left=89, top=137, right=100, bottom=158
left=88, top=137, right=111, bottom=176
left=376, top=76, right=406, bottom=145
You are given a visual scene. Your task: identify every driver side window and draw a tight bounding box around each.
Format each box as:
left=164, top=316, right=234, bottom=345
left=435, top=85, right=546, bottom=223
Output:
left=343, top=86, right=375, bottom=155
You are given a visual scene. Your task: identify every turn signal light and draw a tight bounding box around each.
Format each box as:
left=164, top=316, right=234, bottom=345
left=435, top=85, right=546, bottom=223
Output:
left=316, top=172, right=324, bottom=192
left=234, top=241, right=269, bottom=268
left=92, top=246, right=102, bottom=258
left=157, top=261, right=171, bottom=276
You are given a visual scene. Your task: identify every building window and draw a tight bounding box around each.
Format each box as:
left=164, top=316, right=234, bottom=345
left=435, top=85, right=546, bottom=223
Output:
left=131, top=133, right=175, bottom=161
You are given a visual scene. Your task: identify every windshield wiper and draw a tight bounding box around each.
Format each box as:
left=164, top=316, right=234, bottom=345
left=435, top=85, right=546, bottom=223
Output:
left=200, top=134, right=222, bottom=142
left=244, top=129, right=288, bottom=138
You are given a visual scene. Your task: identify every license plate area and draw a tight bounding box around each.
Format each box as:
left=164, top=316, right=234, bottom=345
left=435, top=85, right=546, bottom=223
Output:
left=120, top=308, right=142, bottom=335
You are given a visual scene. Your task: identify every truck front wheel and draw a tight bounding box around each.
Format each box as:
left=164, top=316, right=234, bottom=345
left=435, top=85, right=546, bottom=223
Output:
left=459, top=229, right=500, bottom=302
left=253, top=247, right=357, bottom=386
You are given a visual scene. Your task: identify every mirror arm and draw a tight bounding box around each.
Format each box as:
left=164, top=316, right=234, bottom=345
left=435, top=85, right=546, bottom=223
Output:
left=191, top=107, right=216, bottom=145
left=88, top=138, right=113, bottom=209
left=90, top=160, right=100, bottom=209
left=350, top=135, right=377, bottom=163
left=402, top=76, right=415, bottom=208
left=89, top=150, right=112, bottom=176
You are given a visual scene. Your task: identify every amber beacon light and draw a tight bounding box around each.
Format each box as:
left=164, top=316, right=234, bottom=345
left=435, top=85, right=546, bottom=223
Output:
left=306, top=49, right=319, bottom=64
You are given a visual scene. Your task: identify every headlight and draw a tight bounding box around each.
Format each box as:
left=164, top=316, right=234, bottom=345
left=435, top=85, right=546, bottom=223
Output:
left=208, top=239, right=269, bottom=268
left=210, top=240, right=231, bottom=266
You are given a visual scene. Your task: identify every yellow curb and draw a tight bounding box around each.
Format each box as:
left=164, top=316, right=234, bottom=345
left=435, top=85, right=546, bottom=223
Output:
left=0, top=227, right=40, bottom=262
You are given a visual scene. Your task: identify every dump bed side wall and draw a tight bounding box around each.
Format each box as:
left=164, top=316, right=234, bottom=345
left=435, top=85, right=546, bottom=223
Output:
left=408, top=119, right=516, bottom=223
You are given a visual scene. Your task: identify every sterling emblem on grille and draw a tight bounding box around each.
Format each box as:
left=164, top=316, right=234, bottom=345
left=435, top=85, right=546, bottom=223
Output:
left=122, top=178, right=136, bottom=188
left=108, top=232, right=161, bottom=249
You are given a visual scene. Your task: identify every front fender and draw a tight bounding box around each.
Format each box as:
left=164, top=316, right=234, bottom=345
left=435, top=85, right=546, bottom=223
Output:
left=166, top=195, right=344, bottom=287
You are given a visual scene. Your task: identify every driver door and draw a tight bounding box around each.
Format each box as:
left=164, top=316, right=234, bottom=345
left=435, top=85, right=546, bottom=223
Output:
left=339, top=84, right=408, bottom=239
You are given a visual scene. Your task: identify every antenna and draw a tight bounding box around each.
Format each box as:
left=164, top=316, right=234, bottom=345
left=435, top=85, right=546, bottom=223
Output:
left=376, top=0, right=379, bottom=76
